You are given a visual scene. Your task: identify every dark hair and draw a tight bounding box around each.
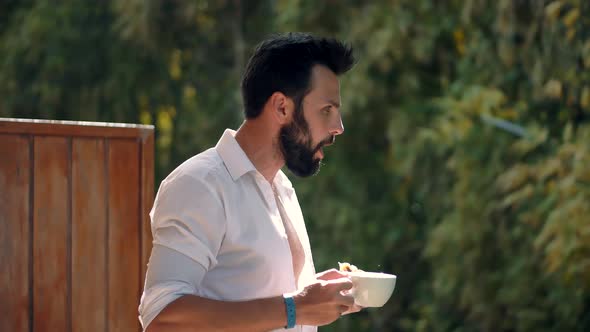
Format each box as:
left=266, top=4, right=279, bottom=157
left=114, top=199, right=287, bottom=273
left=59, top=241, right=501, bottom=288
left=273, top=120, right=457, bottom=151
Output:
left=241, top=32, right=355, bottom=119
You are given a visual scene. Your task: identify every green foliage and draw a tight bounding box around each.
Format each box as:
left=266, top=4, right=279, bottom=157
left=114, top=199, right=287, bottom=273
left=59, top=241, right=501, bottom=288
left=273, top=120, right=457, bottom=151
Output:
left=1, top=0, right=589, bottom=331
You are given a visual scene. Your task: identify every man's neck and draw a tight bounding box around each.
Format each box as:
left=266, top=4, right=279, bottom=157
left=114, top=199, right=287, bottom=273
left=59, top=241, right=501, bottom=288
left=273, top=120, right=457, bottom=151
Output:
left=234, top=120, right=284, bottom=184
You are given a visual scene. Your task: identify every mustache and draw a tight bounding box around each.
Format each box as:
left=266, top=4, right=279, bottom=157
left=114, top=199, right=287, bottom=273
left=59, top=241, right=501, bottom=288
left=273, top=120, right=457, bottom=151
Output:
left=313, top=135, right=335, bottom=153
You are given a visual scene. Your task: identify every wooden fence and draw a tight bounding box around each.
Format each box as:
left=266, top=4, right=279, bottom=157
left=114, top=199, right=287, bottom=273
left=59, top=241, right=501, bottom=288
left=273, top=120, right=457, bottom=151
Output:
left=0, top=118, right=154, bottom=332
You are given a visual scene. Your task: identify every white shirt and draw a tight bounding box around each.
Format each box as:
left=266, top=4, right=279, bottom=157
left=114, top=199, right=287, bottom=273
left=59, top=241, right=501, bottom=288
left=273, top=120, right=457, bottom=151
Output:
left=139, top=129, right=318, bottom=332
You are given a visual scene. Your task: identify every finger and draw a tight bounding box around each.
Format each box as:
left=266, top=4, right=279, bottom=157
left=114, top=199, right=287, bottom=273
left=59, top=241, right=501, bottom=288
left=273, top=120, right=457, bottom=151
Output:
left=351, top=304, right=363, bottom=312
left=326, top=278, right=353, bottom=291
left=338, top=305, right=350, bottom=315
left=336, top=292, right=355, bottom=306
left=317, top=269, right=347, bottom=281
left=341, top=304, right=363, bottom=316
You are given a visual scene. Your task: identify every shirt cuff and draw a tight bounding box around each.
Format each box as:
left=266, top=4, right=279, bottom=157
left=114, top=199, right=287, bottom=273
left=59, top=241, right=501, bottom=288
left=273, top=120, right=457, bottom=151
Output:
left=138, top=281, right=196, bottom=330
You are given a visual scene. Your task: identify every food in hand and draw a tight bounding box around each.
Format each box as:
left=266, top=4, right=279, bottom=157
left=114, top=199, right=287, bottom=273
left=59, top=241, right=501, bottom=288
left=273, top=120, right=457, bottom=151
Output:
left=338, top=262, right=363, bottom=272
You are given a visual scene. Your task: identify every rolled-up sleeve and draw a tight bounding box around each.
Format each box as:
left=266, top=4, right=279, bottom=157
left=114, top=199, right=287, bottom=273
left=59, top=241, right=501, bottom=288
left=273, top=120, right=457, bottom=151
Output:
left=139, top=173, right=226, bottom=329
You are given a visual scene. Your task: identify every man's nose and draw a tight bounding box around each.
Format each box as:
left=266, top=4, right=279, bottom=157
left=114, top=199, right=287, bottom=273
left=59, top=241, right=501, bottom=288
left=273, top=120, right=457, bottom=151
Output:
left=330, top=117, right=344, bottom=136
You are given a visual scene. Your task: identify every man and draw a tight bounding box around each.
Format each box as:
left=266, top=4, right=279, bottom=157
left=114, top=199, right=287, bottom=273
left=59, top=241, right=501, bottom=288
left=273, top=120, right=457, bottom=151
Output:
left=139, top=32, right=358, bottom=331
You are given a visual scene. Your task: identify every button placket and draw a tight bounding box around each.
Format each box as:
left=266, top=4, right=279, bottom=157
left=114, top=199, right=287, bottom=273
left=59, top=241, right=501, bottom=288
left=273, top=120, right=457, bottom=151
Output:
left=252, top=174, right=295, bottom=288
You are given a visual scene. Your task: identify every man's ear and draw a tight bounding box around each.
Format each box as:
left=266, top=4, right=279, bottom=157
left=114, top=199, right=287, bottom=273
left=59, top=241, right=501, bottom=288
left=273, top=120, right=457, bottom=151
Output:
left=269, top=92, right=294, bottom=124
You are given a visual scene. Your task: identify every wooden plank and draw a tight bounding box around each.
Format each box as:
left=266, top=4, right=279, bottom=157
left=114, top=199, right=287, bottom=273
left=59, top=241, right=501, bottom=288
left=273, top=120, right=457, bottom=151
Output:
left=71, top=138, right=107, bottom=332
left=33, top=136, right=69, bottom=331
left=0, top=134, right=31, bottom=332
left=140, top=132, right=154, bottom=288
left=0, top=118, right=154, bottom=139
left=108, top=139, right=141, bottom=332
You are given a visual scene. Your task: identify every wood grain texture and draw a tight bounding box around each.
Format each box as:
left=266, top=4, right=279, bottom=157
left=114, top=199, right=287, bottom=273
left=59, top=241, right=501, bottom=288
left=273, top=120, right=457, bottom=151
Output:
left=140, top=132, right=155, bottom=289
left=108, top=139, right=141, bottom=332
left=0, top=134, right=31, bottom=332
left=33, top=136, right=69, bottom=332
left=0, top=119, right=155, bottom=332
left=0, top=118, right=153, bottom=139
left=71, top=138, right=107, bottom=332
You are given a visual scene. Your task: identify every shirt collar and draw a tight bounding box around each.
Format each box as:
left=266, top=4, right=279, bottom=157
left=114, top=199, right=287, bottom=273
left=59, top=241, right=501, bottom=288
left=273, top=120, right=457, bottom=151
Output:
left=273, top=170, right=295, bottom=197
left=216, top=129, right=257, bottom=181
left=216, top=129, right=296, bottom=194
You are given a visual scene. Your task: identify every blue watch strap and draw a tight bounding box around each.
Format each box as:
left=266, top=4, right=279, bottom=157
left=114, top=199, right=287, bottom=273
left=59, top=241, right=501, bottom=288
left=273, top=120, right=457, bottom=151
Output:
left=283, top=294, right=296, bottom=329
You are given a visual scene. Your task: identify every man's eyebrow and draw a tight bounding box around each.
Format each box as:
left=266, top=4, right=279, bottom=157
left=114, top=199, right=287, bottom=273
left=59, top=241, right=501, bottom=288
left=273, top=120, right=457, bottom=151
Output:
left=327, top=99, right=341, bottom=108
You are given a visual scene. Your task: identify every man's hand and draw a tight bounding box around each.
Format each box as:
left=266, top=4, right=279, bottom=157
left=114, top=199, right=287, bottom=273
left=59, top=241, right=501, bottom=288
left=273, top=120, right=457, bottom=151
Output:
left=293, top=278, right=355, bottom=326
left=315, top=269, right=364, bottom=316
left=316, top=268, right=347, bottom=281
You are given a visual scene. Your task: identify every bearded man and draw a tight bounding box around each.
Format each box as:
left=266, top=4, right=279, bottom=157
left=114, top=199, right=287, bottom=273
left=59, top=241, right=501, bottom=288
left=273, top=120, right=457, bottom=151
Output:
left=139, top=32, right=359, bottom=332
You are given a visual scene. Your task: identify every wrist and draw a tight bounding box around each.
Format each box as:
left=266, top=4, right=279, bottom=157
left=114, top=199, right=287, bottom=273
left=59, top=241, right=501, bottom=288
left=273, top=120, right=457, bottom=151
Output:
left=282, top=293, right=297, bottom=328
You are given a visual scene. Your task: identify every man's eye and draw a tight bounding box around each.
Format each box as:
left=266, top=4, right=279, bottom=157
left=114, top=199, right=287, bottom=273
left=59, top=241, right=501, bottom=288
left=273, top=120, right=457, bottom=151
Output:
left=322, top=107, right=331, bottom=115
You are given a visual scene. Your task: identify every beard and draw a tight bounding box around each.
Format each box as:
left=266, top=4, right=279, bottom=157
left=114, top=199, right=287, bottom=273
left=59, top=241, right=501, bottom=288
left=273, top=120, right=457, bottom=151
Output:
left=279, top=107, right=334, bottom=178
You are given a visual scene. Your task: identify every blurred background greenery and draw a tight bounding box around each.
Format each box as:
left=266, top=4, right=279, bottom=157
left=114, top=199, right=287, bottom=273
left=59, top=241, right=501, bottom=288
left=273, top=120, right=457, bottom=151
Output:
left=1, top=0, right=589, bottom=331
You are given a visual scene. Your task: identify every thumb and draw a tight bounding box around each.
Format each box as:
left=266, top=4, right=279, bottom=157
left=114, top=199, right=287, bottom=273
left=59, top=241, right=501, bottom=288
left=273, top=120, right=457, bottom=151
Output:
left=326, top=277, right=353, bottom=291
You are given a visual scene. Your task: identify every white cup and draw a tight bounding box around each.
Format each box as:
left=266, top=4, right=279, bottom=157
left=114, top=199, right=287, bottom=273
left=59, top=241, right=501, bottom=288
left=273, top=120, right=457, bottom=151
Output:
left=347, top=271, right=397, bottom=307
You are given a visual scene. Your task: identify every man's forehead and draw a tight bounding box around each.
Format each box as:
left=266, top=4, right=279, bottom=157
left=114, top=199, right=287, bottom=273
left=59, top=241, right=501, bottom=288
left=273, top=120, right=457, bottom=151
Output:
left=304, top=89, right=341, bottom=107
left=310, top=65, right=339, bottom=86
left=307, top=65, right=341, bottom=104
